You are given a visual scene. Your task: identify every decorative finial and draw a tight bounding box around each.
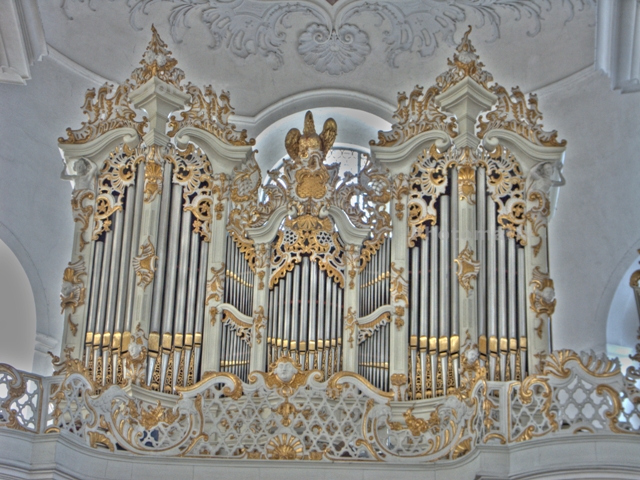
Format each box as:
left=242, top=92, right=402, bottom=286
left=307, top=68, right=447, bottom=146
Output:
left=129, top=24, right=185, bottom=89
left=284, top=111, right=337, bottom=161
left=435, top=25, right=493, bottom=92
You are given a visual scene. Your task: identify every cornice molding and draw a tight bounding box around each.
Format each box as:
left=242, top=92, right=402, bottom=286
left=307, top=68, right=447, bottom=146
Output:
left=60, top=0, right=595, bottom=76
left=0, top=0, right=47, bottom=85
left=596, top=0, right=640, bottom=93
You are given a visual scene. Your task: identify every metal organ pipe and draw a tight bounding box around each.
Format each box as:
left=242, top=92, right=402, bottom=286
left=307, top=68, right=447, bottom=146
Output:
left=497, top=227, right=507, bottom=382
left=149, top=163, right=174, bottom=334
left=486, top=197, right=498, bottom=380
left=476, top=168, right=487, bottom=341
left=124, top=165, right=145, bottom=333
left=507, top=237, right=517, bottom=380
left=114, top=185, right=136, bottom=336
left=517, top=247, right=527, bottom=378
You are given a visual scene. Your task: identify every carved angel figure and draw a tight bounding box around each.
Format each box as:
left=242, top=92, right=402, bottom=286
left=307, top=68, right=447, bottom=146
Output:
left=60, top=157, right=98, bottom=192
left=285, top=111, right=337, bottom=161
left=527, top=162, right=565, bottom=195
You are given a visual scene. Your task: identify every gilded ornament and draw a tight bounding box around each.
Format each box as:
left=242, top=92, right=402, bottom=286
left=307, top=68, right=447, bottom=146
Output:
left=345, top=307, right=356, bottom=348
left=392, top=174, right=410, bottom=221
left=67, top=315, right=78, bottom=337
left=357, top=312, right=391, bottom=343
left=206, top=263, right=225, bottom=303
left=60, top=259, right=86, bottom=314
left=529, top=266, right=556, bottom=339
left=143, top=153, right=163, bottom=203
left=70, top=189, right=94, bottom=252
left=254, top=306, right=266, bottom=345
left=168, top=84, right=253, bottom=146
left=372, top=83, right=457, bottom=147
left=88, top=431, right=115, bottom=452
left=435, top=26, right=493, bottom=93
left=222, top=310, right=253, bottom=345
left=129, top=25, right=185, bottom=89
left=478, top=85, right=566, bottom=148
left=407, top=144, right=455, bottom=246
left=630, top=270, right=640, bottom=288
left=266, top=434, right=304, bottom=460
left=457, top=148, right=476, bottom=204
left=285, top=111, right=337, bottom=161
left=454, top=242, right=481, bottom=297
left=58, top=82, right=146, bottom=145
left=388, top=407, right=441, bottom=436
left=252, top=356, right=323, bottom=398
left=133, top=237, right=158, bottom=290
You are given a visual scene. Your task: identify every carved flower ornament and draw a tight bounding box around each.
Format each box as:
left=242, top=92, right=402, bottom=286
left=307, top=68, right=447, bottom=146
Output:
left=298, top=23, right=371, bottom=75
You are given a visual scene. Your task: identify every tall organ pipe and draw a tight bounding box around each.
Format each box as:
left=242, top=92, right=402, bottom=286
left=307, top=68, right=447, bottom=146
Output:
left=124, top=165, right=145, bottom=333
left=114, top=186, right=136, bottom=335
left=161, top=184, right=184, bottom=336
left=476, top=168, right=487, bottom=340
left=507, top=237, right=517, bottom=379
left=487, top=198, right=497, bottom=379
left=173, top=209, right=193, bottom=336
left=149, top=163, right=174, bottom=333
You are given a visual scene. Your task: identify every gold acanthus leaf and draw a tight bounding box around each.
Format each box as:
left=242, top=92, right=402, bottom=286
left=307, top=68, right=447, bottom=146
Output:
left=477, top=85, right=566, bottom=148
left=58, top=82, right=147, bottom=145
left=168, top=84, right=254, bottom=146
left=454, top=242, right=481, bottom=297
left=129, top=25, right=185, bottom=89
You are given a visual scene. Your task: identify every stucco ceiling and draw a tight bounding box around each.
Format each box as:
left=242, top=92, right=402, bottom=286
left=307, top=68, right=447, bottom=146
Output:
left=41, top=0, right=597, bottom=118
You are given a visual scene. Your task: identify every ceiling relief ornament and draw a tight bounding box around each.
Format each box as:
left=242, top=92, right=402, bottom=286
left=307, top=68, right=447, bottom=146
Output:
left=61, top=0, right=594, bottom=75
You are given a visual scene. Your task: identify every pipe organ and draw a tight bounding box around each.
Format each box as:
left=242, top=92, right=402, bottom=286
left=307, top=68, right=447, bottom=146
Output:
left=59, top=26, right=565, bottom=403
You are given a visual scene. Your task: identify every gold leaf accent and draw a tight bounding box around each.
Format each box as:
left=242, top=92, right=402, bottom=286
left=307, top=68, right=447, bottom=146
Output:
left=133, top=237, right=158, bottom=290
left=88, top=431, right=114, bottom=452
left=266, top=434, right=304, bottom=460
left=206, top=263, right=225, bottom=303
left=143, top=152, right=163, bottom=203
left=345, top=307, right=356, bottom=348
left=129, top=25, right=184, bottom=89
left=60, top=259, right=86, bottom=314
left=454, top=242, right=481, bottom=297
left=58, top=83, right=146, bottom=145
left=478, top=85, right=566, bottom=148
left=70, top=190, right=94, bottom=252
left=67, top=315, right=78, bottom=337
left=285, top=111, right=337, bottom=161
left=529, top=266, right=556, bottom=339
left=168, top=84, right=254, bottom=146
left=254, top=306, right=266, bottom=345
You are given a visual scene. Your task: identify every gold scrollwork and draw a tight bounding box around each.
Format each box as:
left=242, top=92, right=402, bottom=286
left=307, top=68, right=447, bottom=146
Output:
left=129, top=25, right=185, bottom=89
left=529, top=266, right=556, bottom=339
left=206, top=263, right=225, bottom=303
left=70, top=190, right=94, bottom=251
left=58, top=82, right=146, bottom=145
left=454, top=242, right=481, bottom=297
left=168, top=84, right=253, bottom=146
left=345, top=307, right=356, bottom=348
left=390, top=262, right=408, bottom=330
left=254, top=306, right=266, bottom=345
left=143, top=152, right=163, bottom=203
left=132, top=237, right=158, bottom=290
left=60, top=259, right=86, bottom=313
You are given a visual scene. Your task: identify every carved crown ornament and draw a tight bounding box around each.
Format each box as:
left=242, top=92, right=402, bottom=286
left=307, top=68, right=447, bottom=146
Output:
left=58, top=25, right=252, bottom=148
left=60, top=0, right=594, bottom=76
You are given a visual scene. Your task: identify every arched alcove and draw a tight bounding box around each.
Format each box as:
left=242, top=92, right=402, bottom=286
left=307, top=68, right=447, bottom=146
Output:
left=0, top=237, right=36, bottom=372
